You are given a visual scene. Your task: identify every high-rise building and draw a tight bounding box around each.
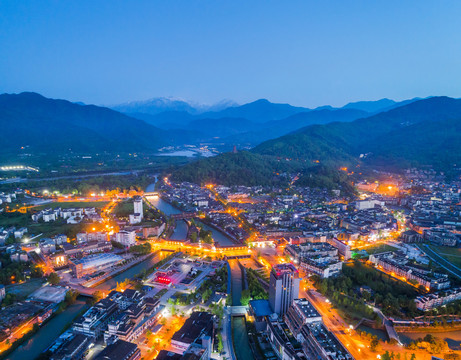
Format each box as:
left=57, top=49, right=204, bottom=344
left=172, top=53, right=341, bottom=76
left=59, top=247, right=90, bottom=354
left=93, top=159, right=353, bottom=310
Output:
left=133, top=196, right=143, bottom=219
left=269, top=263, right=301, bottom=315
left=115, top=230, right=137, bottom=247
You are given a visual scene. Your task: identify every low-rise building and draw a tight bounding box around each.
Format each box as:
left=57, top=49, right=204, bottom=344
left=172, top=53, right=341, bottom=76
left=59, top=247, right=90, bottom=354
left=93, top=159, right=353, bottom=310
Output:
left=73, top=298, right=118, bottom=339
left=70, top=253, right=123, bottom=279
left=369, top=252, right=450, bottom=290
left=94, top=339, right=141, bottom=360
left=171, top=312, right=214, bottom=355
left=415, top=288, right=461, bottom=311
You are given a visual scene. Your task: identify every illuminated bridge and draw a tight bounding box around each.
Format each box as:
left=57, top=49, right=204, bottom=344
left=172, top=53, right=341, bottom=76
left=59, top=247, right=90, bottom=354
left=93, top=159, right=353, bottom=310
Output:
left=171, top=212, right=197, bottom=220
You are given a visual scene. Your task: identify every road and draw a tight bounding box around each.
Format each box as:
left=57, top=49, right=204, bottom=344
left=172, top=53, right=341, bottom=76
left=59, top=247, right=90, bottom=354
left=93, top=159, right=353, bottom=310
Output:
left=417, top=244, right=461, bottom=279
left=222, top=307, right=237, bottom=360
left=301, top=289, right=373, bottom=360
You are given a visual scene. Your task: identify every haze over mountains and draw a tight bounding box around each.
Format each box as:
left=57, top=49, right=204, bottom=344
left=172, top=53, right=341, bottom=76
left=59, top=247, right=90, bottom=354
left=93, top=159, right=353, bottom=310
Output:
left=1, top=92, right=422, bottom=156
left=112, top=96, right=422, bottom=147
left=172, top=96, right=461, bottom=185
left=1, top=91, right=460, bottom=186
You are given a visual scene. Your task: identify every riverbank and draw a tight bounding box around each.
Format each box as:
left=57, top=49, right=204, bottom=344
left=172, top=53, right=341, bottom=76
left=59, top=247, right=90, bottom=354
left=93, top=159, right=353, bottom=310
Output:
left=146, top=185, right=236, bottom=246
left=5, top=299, right=89, bottom=360
left=399, top=329, right=461, bottom=350
left=86, top=252, right=156, bottom=288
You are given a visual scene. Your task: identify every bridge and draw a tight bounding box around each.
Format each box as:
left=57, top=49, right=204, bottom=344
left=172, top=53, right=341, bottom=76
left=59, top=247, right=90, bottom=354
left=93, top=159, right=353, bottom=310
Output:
left=171, top=212, right=197, bottom=220
left=61, top=282, right=99, bottom=298
left=230, top=305, right=248, bottom=315
left=144, top=192, right=159, bottom=197
left=372, top=307, right=401, bottom=345
left=225, top=254, right=251, bottom=260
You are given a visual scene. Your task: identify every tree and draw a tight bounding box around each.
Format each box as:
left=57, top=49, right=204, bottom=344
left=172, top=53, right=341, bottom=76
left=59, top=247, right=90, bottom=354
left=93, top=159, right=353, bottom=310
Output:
left=445, top=354, right=461, bottom=360
left=240, top=289, right=251, bottom=306
left=370, top=338, right=380, bottom=352
left=65, top=289, right=79, bottom=305
left=92, top=290, right=103, bottom=304
left=47, top=272, right=60, bottom=285
left=217, top=333, right=224, bottom=353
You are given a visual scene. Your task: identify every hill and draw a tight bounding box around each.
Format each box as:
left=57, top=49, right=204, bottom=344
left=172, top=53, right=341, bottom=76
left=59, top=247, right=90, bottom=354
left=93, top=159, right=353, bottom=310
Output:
left=196, top=99, right=311, bottom=123
left=254, top=96, right=461, bottom=170
left=170, top=151, right=301, bottom=186
left=221, top=108, right=368, bottom=146
left=172, top=96, right=461, bottom=187
left=0, top=92, right=171, bottom=153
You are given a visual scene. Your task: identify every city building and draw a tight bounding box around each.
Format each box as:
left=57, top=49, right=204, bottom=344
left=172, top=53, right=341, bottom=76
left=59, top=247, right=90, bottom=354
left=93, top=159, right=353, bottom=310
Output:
left=269, top=263, right=301, bottom=315
left=170, top=312, right=214, bottom=356
left=115, top=230, right=136, bottom=247
left=415, top=288, right=461, bottom=311
left=327, top=238, right=352, bottom=260
left=133, top=196, right=143, bottom=219
left=70, top=253, right=123, bottom=279
left=369, top=252, right=450, bottom=290
left=94, top=339, right=141, bottom=360
left=49, top=333, right=91, bottom=360
left=285, top=242, right=343, bottom=278
left=285, top=298, right=322, bottom=338
left=300, top=321, right=352, bottom=360
left=73, top=298, right=118, bottom=339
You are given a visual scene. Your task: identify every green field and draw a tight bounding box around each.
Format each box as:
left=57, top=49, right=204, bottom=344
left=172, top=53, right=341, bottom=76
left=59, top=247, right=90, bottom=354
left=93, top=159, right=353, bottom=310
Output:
left=0, top=211, right=87, bottom=239
left=6, top=278, right=45, bottom=298
left=428, top=245, right=461, bottom=268
left=360, top=243, right=399, bottom=255
left=113, top=201, right=134, bottom=217
left=33, top=201, right=109, bottom=211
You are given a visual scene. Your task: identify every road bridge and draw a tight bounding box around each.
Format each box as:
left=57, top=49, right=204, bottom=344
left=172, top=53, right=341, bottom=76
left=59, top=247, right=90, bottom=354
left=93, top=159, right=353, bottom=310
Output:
left=171, top=212, right=197, bottom=220
left=230, top=305, right=248, bottom=315
left=372, top=307, right=401, bottom=344
left=225, top=254, right=251, bottom=260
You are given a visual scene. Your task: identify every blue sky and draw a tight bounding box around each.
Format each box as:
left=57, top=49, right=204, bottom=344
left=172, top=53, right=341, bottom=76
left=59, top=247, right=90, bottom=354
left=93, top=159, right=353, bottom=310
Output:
left=1, top=1, right=460, bottom=107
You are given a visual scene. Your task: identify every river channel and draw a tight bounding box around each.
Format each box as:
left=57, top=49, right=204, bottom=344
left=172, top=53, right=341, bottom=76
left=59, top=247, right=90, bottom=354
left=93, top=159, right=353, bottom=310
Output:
left=145, top=182, right=236, bottom=246
left=7, top=299, right=90, bottom=360
left=8, top=182, right=237, bottom=359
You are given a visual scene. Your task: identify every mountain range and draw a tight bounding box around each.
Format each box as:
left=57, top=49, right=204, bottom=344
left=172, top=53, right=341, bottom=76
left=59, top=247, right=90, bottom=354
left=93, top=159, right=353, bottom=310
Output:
left=1, top=92, right=406, bottom=155
left=172, top=96, right=461, bottom=186
left=1, top=92, right=460, bottom=187
left=113, top=96, right=422, bottom=147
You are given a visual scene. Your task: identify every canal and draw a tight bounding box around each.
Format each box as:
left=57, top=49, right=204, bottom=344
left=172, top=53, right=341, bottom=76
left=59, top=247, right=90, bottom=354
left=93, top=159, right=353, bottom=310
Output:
left=7, top=299, right=89, bottom=360
left=232, top=316, right=253, bottom=360
left=228, top=260, right=243, bottom=306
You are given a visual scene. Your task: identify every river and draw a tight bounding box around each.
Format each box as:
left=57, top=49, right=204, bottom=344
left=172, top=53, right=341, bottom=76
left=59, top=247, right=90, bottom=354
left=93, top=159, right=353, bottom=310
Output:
left=399, top=330, right=461, bottom=350
left=145, top=182, right=236, bottom=246
left=8, top=181, right=235, bottom=359
left=229, top=260, right=243, bottom=306
left=7, top=299, right=90, bottom=360
left=232, top=316, right=253, bottom=360
left=94, top=252, right=168, bottom=291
